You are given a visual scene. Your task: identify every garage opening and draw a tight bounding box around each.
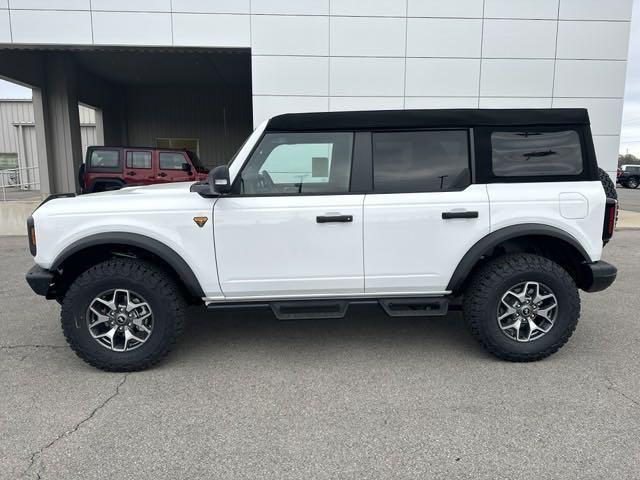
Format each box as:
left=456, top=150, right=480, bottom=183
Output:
left=0, top=46, right=253, bottom=194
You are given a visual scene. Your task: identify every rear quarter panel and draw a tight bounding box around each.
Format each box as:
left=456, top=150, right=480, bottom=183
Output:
left=487, top=181, right=605, bottom=261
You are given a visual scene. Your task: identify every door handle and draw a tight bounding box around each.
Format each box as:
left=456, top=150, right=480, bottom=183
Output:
left=442, top=211, right=478, bottom=219
left=157, top=172, right=167, bottom=178
left=126, top=171, right=136, bottom=176
left=316, top=215, right=353, bottom=223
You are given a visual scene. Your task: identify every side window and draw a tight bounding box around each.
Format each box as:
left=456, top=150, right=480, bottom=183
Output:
left=159, top=152, right=186, bottom=170
left=491, top=130, right=583, bottom=177
left=126, top=151, right=152, bottom=169
left=89, top=150, right=120, bottom=170
left=372, top=130, right=470, bottom=193
left=238, top=132, right=353, bottom=195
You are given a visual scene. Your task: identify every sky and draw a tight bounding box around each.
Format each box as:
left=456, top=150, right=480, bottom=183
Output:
left=621, top=0, right=640, bottom=156
left=0, top=0, right=639, bottom=155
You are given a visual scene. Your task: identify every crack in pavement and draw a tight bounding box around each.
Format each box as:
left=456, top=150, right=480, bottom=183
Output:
left=604, top=375, right=640, bottom=408
left=0, top=345, right=67, bottom=350
left=22, top=374, right=129, bottom=479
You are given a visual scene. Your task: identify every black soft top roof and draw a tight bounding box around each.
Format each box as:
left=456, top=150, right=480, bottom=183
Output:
left=266, top=108, right=590, bottom=132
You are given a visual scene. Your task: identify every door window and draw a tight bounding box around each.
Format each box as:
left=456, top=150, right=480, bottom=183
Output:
left=126, top=151, right=152, bottom=169
left=238, top=132, right=353, bottom=195
left=159, top=152, right=187, bottom=170
left=372, top=130, right=470, bottom=193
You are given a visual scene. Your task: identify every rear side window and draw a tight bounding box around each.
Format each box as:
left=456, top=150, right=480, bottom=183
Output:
left=159, top=152, right=186, bottom=170
left=89, top=150, right=120, bottom=170
left=372, top=130, right=470, bottom=193
left=126, top=151, right=152, bottom=169
left=491, top=131, right=583, bottom=177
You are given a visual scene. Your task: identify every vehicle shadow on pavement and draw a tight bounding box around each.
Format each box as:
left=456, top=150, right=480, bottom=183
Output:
left=173, top=305, right=486, bottom=365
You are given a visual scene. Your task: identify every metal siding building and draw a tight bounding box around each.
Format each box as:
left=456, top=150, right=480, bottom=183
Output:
left=0, top=100, right=96, bottom=190
left=0, top=0, right=634, bottom=193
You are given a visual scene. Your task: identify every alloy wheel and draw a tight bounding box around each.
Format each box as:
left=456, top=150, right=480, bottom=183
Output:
left=86, top=289, right=154, bottom=352
left=496, top=281, right=558, bottom=342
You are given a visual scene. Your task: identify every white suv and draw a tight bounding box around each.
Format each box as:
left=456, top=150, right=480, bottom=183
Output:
left=26, top=109, right=618, bottom=371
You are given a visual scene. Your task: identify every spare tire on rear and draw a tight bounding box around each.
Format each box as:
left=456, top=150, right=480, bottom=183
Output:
left=599, top=167, right=617, bottom=200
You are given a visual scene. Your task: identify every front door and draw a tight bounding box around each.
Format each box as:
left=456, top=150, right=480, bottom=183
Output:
left=213, top=131, right=365, bottom=299
left=363, top=130, right=490, bottom=294
left=157, top=151, right=194, bottom=183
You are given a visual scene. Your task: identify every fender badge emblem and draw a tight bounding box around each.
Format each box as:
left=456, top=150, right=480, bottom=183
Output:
left=193, top=216, right=208, bottom=228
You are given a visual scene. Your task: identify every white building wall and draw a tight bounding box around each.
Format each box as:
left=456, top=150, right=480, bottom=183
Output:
left=0, top=0, right=634, bottom=175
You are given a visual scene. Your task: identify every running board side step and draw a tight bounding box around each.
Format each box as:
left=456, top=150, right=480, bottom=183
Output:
left=270, top=300, right=350, bottom=320
left=206, top=297, right=449, bottom=320
left=378, top=298, right=449, bottom=317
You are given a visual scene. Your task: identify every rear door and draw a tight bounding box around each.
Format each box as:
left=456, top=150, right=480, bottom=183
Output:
left=157, top=151, right=195, bottom=183
left=363, top=130, right=490, bottom=294
left=124, top=149, right=155, bottom=186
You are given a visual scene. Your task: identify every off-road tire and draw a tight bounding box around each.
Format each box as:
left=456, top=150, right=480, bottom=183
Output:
left=598, top=167, right=617, bottom=199
left=463, top=253, right=580, bottom=362
left=61, top=258, right=187, bottom=371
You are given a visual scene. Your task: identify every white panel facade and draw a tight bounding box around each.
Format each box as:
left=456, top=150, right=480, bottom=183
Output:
left=482, top=20, right=557, bottom=58
left=0, top=9, right=9, bottom=43
left=0, top=0, right=633, bottom=174
left=92, top=12, right=172, bottom=46
left=171, top=0, right=249, bottom=14
left=484, top=0, right=559, bottom=20
left=330, top=17, right=405, bottom=57
left=330, top=57, right=404, bottom=96
left=407, top=18, right=482, bottom=58
left=251, top=15, right=328, bottom=56
left=173, top=13, right=250, bottom=47
left=91, top=0, right=171, bottom=12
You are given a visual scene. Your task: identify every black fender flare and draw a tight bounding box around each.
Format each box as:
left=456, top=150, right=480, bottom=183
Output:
left=51, top=232, right=205, bottom=298
left=446, top=224, right=592, bottom=292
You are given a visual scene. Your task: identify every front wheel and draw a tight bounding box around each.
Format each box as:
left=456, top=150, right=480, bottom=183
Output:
left=61, top=258, right=187, bottom=371
left=463, top=254, right=580, bottom=362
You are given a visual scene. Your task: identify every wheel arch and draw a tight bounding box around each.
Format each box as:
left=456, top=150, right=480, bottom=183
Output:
left=447, top=224, right=592, bottom=293
left=51, top=232, right=205, bottom=300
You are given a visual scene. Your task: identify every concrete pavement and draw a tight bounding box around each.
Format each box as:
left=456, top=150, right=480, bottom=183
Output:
left=1, top=234, right=639, bottom=479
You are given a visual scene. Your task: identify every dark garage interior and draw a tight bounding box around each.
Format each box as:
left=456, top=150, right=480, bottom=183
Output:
left=0, top=46, right=253, bottom=194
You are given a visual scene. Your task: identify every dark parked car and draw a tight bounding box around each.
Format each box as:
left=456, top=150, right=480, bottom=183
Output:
left=78, top=146, right=209, bottom=193
left=617, top=164, right=640, bottom=189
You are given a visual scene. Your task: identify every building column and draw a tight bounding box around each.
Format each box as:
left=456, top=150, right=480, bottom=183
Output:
left=33, top=53, right=83, bottom=194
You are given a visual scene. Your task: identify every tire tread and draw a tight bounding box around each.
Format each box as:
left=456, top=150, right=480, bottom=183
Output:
left=463, top=253, right=580, bottom=362
left=61, top=258, right=186, bottom=372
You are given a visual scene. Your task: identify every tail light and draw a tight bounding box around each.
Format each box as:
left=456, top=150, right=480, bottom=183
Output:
left=603, top=198, right=617, bottom=243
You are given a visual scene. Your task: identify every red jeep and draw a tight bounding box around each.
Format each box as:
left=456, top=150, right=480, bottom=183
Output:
left=78, top=146, right=209, bottom=193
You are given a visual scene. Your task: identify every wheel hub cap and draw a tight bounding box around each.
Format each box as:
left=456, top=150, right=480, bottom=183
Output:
left=497, top=281, right=558, bottom=342
left=86, top=288, right=154, bottom=352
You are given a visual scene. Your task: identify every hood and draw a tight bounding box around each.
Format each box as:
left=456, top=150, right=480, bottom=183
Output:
left=85, top=181, right=197, bottom=197
left=34, top=181, right=203, bottom=218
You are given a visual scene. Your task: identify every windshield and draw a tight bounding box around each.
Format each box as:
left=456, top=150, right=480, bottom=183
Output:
left=186, top=150, right=208, bottom=173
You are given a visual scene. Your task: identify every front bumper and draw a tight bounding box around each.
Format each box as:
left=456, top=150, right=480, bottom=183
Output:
left=25, top=265, right=57, bottom=298
left=580, top=261, right=617, bottom=293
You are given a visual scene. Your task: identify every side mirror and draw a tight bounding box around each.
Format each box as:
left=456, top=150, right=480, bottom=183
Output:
left=209, top=165, right=231, bottom=194
left=181, top=162, right=192, bottom=173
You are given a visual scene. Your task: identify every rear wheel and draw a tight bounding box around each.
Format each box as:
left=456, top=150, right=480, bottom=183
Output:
left=61, top=258, right=186, bottom=371
left=626, top=176, right=639, bottom=189
left=463, top=253, right=580, bottom=362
